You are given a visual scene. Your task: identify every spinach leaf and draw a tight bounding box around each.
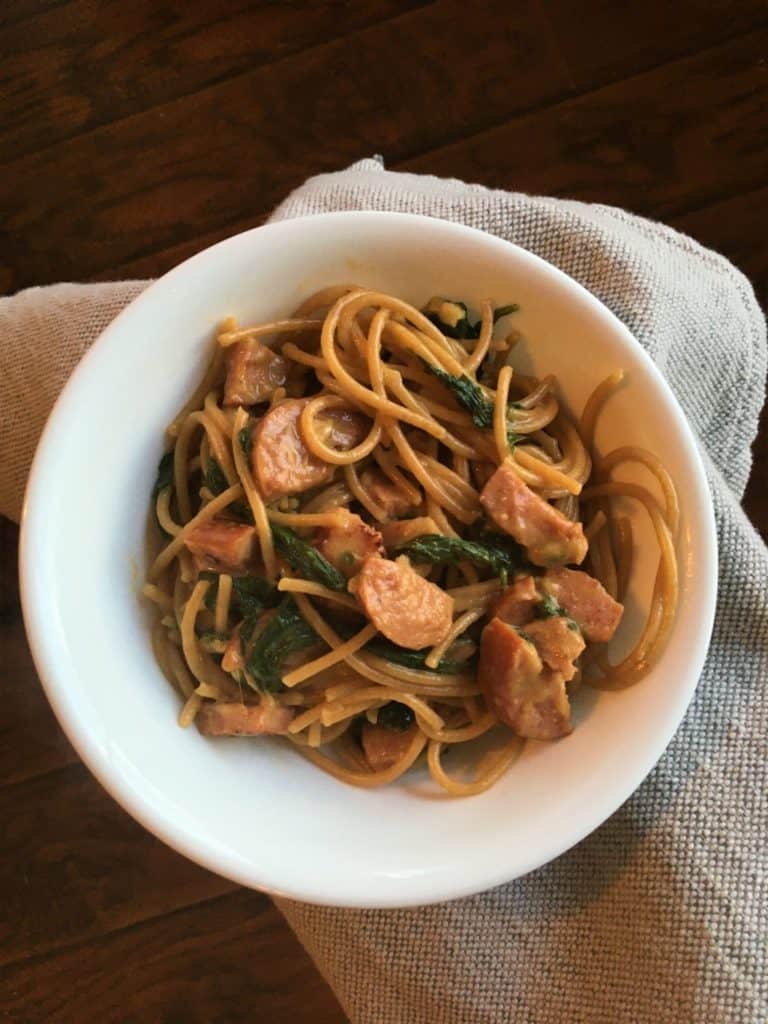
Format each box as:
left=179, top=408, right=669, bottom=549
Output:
left=232, top=575, right=279, bottom=616
left=203, top=458, right=254, bottom=523
left=423, top=298, right=519, bottom=339
left=150, top=451, right=176, bottom=537
left=227, top=500, right=255, bottom=525
left=152, top=451, right=174, bottom=498
left=198, top=571, right=277, bottom=618
left=427, top=364, right=495, bottom=428
left=466, top=526, right=530, bottom=582
left=246, top=596, right=317, bottom=692
left=535, top=593, right=562, bottom=618
left=426, top=365, right=526, bottom=451
left=205, top=459, right=229, bottom=497
left=364, top=636, right=472, bottom=675
left=271, top=522, right=347, bottom=592
left=238, top=425, right=253, bottom=459
left=377, top=702, right=415, bottom=732
left=534, top=592, right=580, bottom=633
left=398, top=533, right=522, bottom=584
left=493, top=303, right=520, bottom=321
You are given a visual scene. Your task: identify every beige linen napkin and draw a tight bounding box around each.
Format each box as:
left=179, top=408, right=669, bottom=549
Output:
left=2, top=159, right=766, bottom=1023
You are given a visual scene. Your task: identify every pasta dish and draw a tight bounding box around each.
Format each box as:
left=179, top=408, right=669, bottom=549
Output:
left=143, top=286, right=678, bottom=796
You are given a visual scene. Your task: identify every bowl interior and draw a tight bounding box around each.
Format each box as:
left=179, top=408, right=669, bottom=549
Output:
left=21, top=212, right=716, bottom=907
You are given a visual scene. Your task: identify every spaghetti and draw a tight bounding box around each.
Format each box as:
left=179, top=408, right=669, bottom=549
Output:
left=143, top=286, right=679, bottom=796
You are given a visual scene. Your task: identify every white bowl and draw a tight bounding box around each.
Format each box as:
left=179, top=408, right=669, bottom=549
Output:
left=20, top=212, right=717, bottom=907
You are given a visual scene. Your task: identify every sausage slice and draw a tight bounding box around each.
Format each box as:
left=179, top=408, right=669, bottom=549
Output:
left=196, top=701, right=294, bottom=736
left=355, top=555, right=454, bottom=650
left=479, top=617, right=571, bottom=739
left=480, top=462, right=587, bottom=567
left=184, top=518, right=257, bottom=573
left=541, top=567, right=623, bottom=643
left=251, top=398, right=334, bottom=500
left=223, top=338, right=288, bottom=407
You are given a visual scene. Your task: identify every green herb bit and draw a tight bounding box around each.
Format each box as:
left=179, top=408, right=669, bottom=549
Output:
left=152, top=450, right=175, bottom=499
left=197, top=630, right=229, bottom=653
left=198, top=570, right=220, bottom=611
left=426, top=364, right=494, bottom=428
left=364, top=636, right=472, bottom=676
left=423, top=298, right=478, bottom=339
left=493, top=303, right=520, bottom=321
left=506, top=426, right=525, bottom=450
left=534, top=593, right=581, bottom=633
left=238, top=425, right=253, bottom=458
left=377, top=702, right=416, bottom=732
left=271, top=522, right=347, bottom=592
left=246, top=596, right=317, bottom=692
left=227, top=500, right=255, bottom=525
left=398, top=533, right=518, bottom=582
left=535, top=593, right=562, bottom=618
left=232, top=575, right=278, bottom=616
left=204, top=459, right=229, bottom=497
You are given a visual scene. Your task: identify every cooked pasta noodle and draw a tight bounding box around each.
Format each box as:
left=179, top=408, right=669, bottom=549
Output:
left=144, top=285, right=679, bottom=796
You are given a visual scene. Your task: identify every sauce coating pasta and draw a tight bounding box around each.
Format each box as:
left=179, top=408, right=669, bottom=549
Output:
left=143, top=286, right=679, bottom=795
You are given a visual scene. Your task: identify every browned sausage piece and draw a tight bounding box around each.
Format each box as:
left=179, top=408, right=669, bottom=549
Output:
left=524, top=616, right=585, bottom=681
left=355, top=555, right=454, bottom=649
left=480, top=461, right=588, bottom=567
left=491, top=574, right=539, bottom=626
left=479, top=617, right=571, bottom=740
left=541, top=567, right=623, bottom=643
left=314, top=509, right=384, bottom=577
left=361, top=723, right=417, bottom=771
left=380, top=515, right=441, bottom=552
left=251, top=398, right=335, bottom=500
left=196, top=701, right=294, bottom=736
left=359, top=467, right=415, bottom=519
left=184, top=518, right=257, bottom=573
left=223, top=338, right=288, bottom=407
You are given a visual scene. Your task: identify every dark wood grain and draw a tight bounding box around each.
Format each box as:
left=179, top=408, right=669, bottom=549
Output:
left=0, top=0, right=568, bottom=291
left=0, top=890, right=346, bottom=1024
left=0, top=520, right=78, bottom=785
left=0, top=762, right=236, bottom=966
left=402, top=31, right=768, bottom=221
left=542, top=0, right=768, bottom=89
left=1, top=3, right=767, bottom=1022
left=0, top=0, right=430, bottom=160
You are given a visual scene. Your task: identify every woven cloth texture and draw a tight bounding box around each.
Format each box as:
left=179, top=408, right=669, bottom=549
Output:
left=2, top=159, right=766, bottom=1023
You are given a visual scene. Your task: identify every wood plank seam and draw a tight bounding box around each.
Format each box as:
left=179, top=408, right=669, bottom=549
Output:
left=0, top=0, right=440, bottom=171
left=0, top=887, right=244, bottom=973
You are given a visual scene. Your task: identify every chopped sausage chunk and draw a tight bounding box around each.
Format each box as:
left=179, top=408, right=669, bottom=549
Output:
left=479, top=617, right=571, bottom=740
left=491, top=574, right=539, bottom=626
left=314, top=509, right=384, bottom=577
left=251, top=398, right=334, bottom=500
left=524, top=616, right=585, bottom=682
left=480, top=462, right=588, bottom=567
left=359, top=467, right=415, bottom=519
left=361, top=723, right=417, bottom=771
left=541, top=567, right=623, bottom=643
left=223, top=338, right=288, bottom=407
left=355, top=555, right=453, bottom=649
left=380, top=515, right=441, bottom=551
left=196, top=701, right=294, bottom=736
left=184, top=518, right=257, bottom=573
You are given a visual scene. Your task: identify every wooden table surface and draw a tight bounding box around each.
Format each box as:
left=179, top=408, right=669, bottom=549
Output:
left=1, top=2, right=766, bottom=1020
